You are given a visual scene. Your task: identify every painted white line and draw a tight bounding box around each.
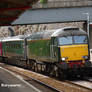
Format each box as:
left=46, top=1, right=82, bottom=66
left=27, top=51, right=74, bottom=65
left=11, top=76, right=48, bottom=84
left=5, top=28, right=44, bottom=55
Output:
left=0, top=67, right=42, bottom=92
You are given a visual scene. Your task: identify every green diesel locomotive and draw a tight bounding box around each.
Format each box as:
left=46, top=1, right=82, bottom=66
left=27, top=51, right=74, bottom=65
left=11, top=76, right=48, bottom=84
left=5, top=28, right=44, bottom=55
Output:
left=0, top=27, right=91, bottom=79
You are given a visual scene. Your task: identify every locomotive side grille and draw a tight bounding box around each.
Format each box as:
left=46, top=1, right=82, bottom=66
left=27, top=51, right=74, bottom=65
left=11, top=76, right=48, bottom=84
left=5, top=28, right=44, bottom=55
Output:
left=64, top=28, right=79, bottom=31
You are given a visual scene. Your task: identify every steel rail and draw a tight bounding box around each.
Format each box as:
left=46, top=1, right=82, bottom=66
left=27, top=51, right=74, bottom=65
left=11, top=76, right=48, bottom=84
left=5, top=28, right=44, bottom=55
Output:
left=65, top=80, right=92, bottom=91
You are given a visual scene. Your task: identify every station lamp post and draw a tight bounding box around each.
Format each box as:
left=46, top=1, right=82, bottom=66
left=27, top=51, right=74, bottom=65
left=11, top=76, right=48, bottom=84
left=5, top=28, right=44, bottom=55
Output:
left=83, top=13, right=90, bottom=38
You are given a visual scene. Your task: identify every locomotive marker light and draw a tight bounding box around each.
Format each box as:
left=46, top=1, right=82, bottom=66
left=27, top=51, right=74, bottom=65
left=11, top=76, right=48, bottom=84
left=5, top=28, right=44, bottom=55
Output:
left=83, top=13, right=90, bottom=38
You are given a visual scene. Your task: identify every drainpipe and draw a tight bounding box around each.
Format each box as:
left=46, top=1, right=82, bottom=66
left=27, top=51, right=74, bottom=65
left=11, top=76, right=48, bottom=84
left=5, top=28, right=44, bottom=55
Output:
left=8, top=27, right=15, bottom=36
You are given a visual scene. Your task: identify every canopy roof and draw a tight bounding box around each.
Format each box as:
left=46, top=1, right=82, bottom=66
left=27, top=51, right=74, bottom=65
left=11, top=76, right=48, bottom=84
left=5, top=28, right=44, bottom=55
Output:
left=0, top=0, right=38, bottom=26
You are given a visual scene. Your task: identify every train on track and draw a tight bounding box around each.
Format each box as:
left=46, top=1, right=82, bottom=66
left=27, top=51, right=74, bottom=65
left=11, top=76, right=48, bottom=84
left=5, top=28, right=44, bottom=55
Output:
left=0, top=27, right=92, bottom=79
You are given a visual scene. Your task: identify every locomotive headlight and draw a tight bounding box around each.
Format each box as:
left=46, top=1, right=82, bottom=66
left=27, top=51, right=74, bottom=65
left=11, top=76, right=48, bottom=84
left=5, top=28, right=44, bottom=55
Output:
left=62, top=58, right=66, bottom=61
left=82, top=56, right=88, bottom=59
left=61, top=57, right=68, bottom=61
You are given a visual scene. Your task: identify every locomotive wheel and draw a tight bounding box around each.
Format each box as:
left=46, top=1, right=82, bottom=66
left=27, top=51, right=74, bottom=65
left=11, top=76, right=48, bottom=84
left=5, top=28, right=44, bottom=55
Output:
left=4, top=57, right=8, bottom=64
left=27, top=60, right=30, bottom=69
left=24, top=60, right=27, bottom=68
left=53, top=65, right=59, bottom=77
left=49, top=65, right=59, bottom=77
left=58, top=70, right=66, bottom=80
left=78, top=71, right=84, bottom=79
left=34, top=63, right=38, bottom=72
left=46, top=63, right=52, bottom=75
left=41, top=65, right=45, bottom=72
left=31, top=61, right=35, bottom=71
left=0, top=56, right=3, bottom=62
left=28, top=60, right=33, bottom=70
left=37, top=64, right=42, bottom=72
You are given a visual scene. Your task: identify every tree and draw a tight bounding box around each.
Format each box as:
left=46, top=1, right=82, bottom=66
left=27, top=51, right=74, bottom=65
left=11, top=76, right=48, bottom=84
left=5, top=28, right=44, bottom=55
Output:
left=40, top=0, right=47, bottom=4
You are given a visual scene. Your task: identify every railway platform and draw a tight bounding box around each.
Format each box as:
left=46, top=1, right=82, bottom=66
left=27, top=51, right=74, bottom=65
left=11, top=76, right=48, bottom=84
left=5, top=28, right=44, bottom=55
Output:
left=0, top=66, right=41, bottom=92
left=0, top=63, right=91, bottom=92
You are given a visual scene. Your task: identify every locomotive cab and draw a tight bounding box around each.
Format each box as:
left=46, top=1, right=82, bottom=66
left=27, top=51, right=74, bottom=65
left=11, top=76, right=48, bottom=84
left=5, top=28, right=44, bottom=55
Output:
left=51, top=28, right=91, bottom=72
left=58, top=35, right=91, bottom=68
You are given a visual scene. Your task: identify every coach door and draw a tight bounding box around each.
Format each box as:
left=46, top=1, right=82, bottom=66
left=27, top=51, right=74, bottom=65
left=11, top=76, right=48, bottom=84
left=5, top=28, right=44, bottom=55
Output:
left=0, top=42, right=2, bottom=56
left=24, top=38, right=27, bottom=60
left=50, top=37, right=58, bottom=61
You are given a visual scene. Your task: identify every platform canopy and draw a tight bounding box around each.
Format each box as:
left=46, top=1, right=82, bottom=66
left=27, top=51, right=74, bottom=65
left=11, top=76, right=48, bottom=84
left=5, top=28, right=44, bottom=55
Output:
left=0, top=0, right=39, bottom=26
left=12, top=6, right=92, bottom=25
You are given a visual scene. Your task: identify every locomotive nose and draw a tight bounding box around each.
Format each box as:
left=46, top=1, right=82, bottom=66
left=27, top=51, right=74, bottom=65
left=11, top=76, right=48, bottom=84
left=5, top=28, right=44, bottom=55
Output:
left=60, top=44, right=88, bottom=62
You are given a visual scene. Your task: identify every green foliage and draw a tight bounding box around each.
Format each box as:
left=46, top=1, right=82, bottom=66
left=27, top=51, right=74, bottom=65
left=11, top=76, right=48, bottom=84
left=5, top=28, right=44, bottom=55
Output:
left=40, top=0, right=47, bottom=4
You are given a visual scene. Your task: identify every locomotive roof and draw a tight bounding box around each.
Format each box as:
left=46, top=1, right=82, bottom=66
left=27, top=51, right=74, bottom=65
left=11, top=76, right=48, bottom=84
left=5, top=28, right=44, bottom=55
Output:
left=27, top=27, right=87, bottom=40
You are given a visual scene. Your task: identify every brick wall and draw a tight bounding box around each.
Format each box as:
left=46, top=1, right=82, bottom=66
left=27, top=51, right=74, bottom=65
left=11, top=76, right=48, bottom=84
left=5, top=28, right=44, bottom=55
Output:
left=33, top=0, right=92, bottom=8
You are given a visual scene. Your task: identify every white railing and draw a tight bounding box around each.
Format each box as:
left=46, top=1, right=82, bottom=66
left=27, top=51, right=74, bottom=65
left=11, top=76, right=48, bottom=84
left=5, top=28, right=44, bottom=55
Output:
left=32, top=0, right=92, bottom=8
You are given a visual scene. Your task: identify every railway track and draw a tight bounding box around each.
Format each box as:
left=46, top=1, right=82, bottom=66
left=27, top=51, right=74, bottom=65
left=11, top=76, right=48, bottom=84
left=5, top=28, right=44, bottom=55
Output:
left=88, top=78, right=92, bottom=82
left=84, top=77, right=92, bottom=82
left=66, top=80, right=92, bottom=91
left=0, top=62, right=92, bottom=92
left=21, top=73, right=61, bottom=92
